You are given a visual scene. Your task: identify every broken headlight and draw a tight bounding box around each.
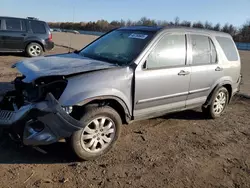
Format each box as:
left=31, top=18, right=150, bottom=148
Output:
left=21, top=85, right=40, bottom=102
left=15, top=76, right=68, bottom=102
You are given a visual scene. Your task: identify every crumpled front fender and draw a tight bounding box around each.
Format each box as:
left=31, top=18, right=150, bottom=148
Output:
left=0, top=93, right=83, bottom=146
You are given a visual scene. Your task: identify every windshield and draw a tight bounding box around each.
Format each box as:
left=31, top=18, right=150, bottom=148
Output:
left=79, top=29, right=155, bottom=65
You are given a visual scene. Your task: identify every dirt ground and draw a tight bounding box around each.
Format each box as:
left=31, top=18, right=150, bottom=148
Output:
left=0, top=45, right=250, bottom=188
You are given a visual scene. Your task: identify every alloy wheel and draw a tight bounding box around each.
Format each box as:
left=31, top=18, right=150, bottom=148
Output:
left=80, top=116, right=116, bottom=153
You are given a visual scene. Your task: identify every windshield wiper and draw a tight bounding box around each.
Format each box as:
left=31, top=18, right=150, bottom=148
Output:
left=96, top=53, right=129, bottom=66
left=79, top=53, right=125, bottom=66
left=98, top=57, right=121, bottom=66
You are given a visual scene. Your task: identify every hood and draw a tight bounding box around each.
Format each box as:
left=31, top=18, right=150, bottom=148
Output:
left=12, top=53, right=118, bottom=82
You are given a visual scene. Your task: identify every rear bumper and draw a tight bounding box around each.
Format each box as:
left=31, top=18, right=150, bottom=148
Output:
left=231, top=74, right=243, bottom=99
left=236, top=74, right=243, bottom=93
left=44, top=40, right=54, bottom=51
left=0, top=93, right=82, bottom=146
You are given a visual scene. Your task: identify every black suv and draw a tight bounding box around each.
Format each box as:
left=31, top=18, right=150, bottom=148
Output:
left=0, top=16, right=54, bottom=57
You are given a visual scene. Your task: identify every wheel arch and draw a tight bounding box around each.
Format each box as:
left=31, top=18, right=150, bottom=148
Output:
left=73, top=95, right=131, bottom=124
left=203, top=81, right=233, bottom=107
left=25, top=40, right=45, bottom=51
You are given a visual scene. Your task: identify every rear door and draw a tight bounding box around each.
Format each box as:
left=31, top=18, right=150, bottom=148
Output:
left=186, top=34, right=223, bottom=107
left=1, top=18, right=27, bottom=51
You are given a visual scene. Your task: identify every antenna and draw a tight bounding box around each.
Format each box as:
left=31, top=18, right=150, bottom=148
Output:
left=68, top=6, right=75, bottom=53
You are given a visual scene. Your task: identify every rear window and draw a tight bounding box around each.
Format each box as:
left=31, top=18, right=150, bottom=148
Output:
left=29, top=21, right=46, bottom=34
left=216, top=36, right=238, bottom=61
left=5, top=18, right=25, bottom=31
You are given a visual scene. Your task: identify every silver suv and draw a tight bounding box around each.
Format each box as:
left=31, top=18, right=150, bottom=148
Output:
left=0, top=26, right=241, bottom=160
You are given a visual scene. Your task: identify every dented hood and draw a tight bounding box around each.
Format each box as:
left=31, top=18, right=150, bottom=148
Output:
left=12, top=53, right=118, bottom=82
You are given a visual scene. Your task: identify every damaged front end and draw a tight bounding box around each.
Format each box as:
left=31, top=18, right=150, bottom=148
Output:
left=0, top=75, right=82, bottom=146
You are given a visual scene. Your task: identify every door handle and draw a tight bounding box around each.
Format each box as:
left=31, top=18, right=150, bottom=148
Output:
left=178, top=70, right=190, bottom=76
left=215, top=66, right=223, bottom=71
left=21, top=34, right=27, bottom=36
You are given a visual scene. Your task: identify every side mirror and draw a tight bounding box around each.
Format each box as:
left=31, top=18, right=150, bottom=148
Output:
left=143, top=52, right=154, bottom=69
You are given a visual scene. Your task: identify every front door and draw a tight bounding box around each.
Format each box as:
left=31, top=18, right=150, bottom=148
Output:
left=134, top=33, right=191, bottom=119
left=2, top=18, right=27, bottom=51
left=186, top=34, right=224, bottom=107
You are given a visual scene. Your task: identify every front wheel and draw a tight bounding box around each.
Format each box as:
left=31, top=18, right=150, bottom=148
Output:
left=70, top=106, right=122, bottom=161
left=202, top=87, right=229, bottom=119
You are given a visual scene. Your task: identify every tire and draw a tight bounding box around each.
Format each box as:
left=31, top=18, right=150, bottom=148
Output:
left=26, top=42, right=44, bottom=57
left=70, top=106, right=122, bottom=161
left=202, top=87, right=229, bottom=119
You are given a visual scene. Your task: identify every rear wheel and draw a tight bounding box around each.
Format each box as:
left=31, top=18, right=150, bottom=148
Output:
left=202, top=87, right=229, bottom=119
left=70, top=106, right=122, bottom=161
left=26, top=42, right=44, bottom=57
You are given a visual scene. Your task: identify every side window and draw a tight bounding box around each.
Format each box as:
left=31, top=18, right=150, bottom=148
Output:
left=21, top=20, right=26, bottom=31
left=190, top=34, right=217, bottom=65
left=30, top=21, right=46, bottom=34
left=216, top=36, right=238, bottom=61
left=0, top=20, right=2, bottom=30
left=5, top=19, right=23, bottom=31
left=147, top=34, right=186, bottom=69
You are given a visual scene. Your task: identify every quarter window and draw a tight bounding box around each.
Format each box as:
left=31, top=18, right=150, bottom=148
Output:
left=5, top=18, right=24, bottom=31
left=216, top=36, right=238, bottom=61
left=190, top=35, right=217, bottom=65
left=147, top=34, right=186, bottom=69
left=30, top=21, right=46, bottom=34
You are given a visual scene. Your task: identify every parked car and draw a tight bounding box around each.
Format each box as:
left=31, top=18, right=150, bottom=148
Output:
left=0, top=26, right=241, bottom=160
left=51, top=28, right=62, bottom=32
left=0, top=16, right=54, bottom=57
left=63, top=29, right=80, bottom=34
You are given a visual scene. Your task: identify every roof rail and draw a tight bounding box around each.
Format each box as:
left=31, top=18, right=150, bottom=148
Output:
left=27, top=17, right=39, bottom=20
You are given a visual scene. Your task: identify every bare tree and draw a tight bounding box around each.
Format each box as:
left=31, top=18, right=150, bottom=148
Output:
left=238, top=21, right=250, bottom=42
left=192, top=21, right=204, bottom=28
left=213, top=23, right=221, bottom=31
left=48, top=18, right=250, bottom=42
left=174, top=17, right=180, bottom=26
left=126, top=19, right=133, bottom=27
left=137, top=17, right=157, bottom=26
left=228, top=24, right=237, bottom=36
left=180, top=20, right=191, bottom=27
left=222, top=23, right=230, bottom=33
left=204, top=21, right=213, bottom=30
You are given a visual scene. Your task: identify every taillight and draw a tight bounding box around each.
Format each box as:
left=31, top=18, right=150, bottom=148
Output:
left=49, top=33, right=52, bottom=41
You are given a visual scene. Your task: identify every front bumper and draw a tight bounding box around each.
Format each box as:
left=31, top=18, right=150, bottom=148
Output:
left=0, top=92, right=82, bottom=146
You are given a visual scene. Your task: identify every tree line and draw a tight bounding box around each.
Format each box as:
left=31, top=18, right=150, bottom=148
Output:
left=48, top=17, right=250, bottom=42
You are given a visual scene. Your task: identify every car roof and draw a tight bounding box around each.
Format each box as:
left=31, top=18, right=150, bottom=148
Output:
left=0, top=16, right=45, bottom=23
left=118, top=25, right=231, bottom=37
left=118, top=25, right=164, bottom=32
